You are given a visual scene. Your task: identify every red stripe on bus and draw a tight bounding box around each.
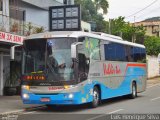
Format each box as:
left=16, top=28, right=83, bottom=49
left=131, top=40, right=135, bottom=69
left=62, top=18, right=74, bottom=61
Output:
left=127, top=63, right=146, bottom=68
left=124, top=63, right=146, bottom=75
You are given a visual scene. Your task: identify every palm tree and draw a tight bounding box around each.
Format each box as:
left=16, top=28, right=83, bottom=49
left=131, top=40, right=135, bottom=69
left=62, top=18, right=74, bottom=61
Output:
left=94, top=0, right=109, bottom=14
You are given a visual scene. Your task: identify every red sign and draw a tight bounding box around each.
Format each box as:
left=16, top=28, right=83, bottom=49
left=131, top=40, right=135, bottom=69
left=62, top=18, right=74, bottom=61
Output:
left=0, top=31, right=24, bottom=44
left=48, top=86, right=64, bottom=91
left=103, top=63, right=121, bottom=75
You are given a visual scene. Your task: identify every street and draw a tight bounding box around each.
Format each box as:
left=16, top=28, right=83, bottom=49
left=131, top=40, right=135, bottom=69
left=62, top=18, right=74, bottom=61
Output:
left=15, top=81, right=160, bottom=120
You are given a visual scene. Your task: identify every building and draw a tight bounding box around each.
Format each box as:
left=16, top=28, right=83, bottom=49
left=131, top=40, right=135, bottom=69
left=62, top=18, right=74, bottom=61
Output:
left=134, top=17, right=160, bottom=37
left=0, top=0, right=66, bottom=96
left=0, top=0, right=91, bottom=96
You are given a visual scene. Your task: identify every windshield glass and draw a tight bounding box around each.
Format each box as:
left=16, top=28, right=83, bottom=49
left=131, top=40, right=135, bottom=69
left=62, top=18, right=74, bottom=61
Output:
left=23, top=39, right=46, bottom=74
left=46, top=38, right=76, bottom=81
left=23, top=38, right=77, bottom=82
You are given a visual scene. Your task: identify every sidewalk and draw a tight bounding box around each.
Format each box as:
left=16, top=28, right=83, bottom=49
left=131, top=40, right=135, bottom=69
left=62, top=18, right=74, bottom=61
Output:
left=147, top=77, right=160, bottom=87
left=0, top=77, right=159, bottom=114
left=0, top=96, right=42, bottom=114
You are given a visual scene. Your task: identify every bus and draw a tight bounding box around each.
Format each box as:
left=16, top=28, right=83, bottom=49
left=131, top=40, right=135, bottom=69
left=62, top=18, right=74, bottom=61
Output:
left=20, top=31, right=147, bottom=108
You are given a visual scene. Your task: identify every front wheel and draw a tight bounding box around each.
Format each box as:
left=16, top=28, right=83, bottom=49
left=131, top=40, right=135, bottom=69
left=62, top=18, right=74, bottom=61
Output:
left=91, top=87, right=100, bottom=108
left=129, top=82, right=137, bottom=99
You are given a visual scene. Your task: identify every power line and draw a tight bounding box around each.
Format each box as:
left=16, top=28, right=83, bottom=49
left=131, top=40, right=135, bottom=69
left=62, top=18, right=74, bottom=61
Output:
left=125, top=0, right=159, bottom=18
left=136, top=5, right=160, bottom=21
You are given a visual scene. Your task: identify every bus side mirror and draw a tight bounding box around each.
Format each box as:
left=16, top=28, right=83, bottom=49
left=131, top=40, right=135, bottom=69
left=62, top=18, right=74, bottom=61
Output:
left=71, top=42, right=83, bottom=59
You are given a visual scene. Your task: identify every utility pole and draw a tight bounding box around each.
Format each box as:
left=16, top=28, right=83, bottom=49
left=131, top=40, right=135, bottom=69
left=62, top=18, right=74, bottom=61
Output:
left=132, top=16, right=136, bottom=43
left=108, top=19, right=111, bottom=34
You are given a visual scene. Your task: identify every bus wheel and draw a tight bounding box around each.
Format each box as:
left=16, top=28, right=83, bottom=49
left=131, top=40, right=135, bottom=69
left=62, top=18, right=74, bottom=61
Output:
left=91, top=86, right=100, bottom=108
left=129, top=82, right=137, bottom=99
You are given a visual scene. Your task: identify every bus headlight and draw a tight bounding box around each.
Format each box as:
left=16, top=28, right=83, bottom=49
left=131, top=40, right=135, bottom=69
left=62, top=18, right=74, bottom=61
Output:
left=68, top=94, right=74, bottom=99
left=23, top=93, right=29, bottom=99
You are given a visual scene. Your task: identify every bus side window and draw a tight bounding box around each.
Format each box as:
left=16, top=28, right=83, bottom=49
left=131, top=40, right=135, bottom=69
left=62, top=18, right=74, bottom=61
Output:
left=133, top=47, right=141, bottom=62
left=140, top=48, right=146, bottom=63
left=125, top=46, right=134, bottom=62
left=115, top=44, right=126, bottom=61
left=104, top=43, right=116, bottom=61
left=104, top=43, right=126, bottom=61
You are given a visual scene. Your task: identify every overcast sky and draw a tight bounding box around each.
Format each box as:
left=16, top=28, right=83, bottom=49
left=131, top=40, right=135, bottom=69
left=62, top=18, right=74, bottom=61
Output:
left=103, top=0, right=160, bottom=22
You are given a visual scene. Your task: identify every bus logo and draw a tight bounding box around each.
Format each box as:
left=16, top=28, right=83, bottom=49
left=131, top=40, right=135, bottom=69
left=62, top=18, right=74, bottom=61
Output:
left=103, top=63, right=121, bottom=75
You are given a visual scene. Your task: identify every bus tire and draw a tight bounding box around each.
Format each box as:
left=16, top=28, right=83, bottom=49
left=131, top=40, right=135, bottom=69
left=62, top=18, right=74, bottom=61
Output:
left=91, top=86, right=100, bottom=108
left=129, top=82, right=137, bottom=99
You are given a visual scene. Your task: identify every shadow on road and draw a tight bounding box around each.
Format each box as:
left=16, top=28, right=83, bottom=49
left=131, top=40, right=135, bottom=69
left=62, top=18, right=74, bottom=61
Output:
left=31, top=95, right=144, bottom=113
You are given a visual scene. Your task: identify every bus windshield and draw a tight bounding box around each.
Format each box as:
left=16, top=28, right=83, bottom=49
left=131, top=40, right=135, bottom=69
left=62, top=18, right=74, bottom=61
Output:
left=23, top=38, right=77, bottom=82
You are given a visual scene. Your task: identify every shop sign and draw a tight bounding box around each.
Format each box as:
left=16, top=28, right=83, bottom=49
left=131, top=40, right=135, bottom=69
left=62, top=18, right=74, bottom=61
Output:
left=0, top=31, right=24, bottom=45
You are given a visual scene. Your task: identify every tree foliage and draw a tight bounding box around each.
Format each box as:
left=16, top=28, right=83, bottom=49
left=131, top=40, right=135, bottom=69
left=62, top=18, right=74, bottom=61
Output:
left=75, top=0, right=108, bottom=32
left=109, top=17, right=146, bottom=44
left=144, top=36, right=160, bottom=56
left=94, top=0, right=109, bottom=14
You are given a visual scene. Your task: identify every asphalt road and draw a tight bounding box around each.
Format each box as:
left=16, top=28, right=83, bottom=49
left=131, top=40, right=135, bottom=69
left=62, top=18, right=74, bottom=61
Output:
left=15, top=82, right=160, bottom=120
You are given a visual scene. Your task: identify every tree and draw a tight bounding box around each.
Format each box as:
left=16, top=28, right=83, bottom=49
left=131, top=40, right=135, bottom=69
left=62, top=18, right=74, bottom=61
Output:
left=94, top=0, right=109, bottom=14
left=108, top=16, right=146, bottom=44
left=75, top=0, right=109, bottom=32
left=144, top=36, right=160, bottom=56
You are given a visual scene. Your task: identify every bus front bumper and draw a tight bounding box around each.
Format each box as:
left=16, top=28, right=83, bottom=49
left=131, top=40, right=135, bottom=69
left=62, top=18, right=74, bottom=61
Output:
left=22, top=92, right=91, bottom=105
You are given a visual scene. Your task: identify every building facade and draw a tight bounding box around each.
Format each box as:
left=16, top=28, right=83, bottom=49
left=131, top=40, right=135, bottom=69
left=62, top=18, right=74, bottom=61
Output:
left=134, top=17, right=160, bottom=37
left=0, top=0, right=66, bottom=96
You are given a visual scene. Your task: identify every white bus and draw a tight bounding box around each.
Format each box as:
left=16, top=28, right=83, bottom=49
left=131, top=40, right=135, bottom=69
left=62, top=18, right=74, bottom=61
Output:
left=20, top=31, right=147, bottom=107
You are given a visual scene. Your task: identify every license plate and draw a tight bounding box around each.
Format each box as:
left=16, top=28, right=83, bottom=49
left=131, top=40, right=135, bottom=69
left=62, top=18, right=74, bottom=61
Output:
left=40, top=98, right=50, bottom=102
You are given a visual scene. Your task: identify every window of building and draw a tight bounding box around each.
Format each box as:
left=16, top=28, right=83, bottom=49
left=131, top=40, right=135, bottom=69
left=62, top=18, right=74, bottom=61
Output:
left=0, top=0, right=2, bottom=11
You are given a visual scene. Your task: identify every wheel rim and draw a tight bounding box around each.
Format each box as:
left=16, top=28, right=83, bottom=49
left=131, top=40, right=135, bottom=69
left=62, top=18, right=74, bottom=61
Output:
left=93, top=90, right=99, bottom=104
left=132, top=85, right=136, bottom=97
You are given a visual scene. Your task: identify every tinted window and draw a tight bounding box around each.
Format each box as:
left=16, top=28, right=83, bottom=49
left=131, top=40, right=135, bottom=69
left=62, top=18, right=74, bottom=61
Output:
left=140, top=48, right=146, bottom=63
left=115, top=44, right=126, bottom=61
left=104, top=43, right=116, bottom=61
left=133, top=47, right=141, bottom=62
left=104, top=43, right=126, bottom=61
left=104, top=43, right=146, bottom=63
left=125, top=46, right=134, bottom=62
left=130, top=47, right=146, bottom=63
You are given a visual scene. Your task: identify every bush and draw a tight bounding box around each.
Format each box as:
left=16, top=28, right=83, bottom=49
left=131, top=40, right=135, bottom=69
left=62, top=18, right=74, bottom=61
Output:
left=144, top=36, right=160, bottom=56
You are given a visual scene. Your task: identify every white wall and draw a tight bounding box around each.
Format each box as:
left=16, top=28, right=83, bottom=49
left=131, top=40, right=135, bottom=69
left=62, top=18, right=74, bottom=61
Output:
left=19, top=0, right=65, bottom=31
left=1, top=0, right=9, bottom=32
left=147, top=55, right=160, bottom=78
left=22, top=0, right=63, bottom=8
left=19, top=2, right=49, bottom=31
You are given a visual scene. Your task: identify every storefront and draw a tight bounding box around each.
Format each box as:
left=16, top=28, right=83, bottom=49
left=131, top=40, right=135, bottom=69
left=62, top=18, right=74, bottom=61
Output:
left=0, top=31, right=24, bottom=96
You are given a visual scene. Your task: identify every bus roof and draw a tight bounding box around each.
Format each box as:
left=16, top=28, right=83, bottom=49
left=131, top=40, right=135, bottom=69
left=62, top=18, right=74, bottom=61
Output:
left=26, top=31, right=145, bottom=48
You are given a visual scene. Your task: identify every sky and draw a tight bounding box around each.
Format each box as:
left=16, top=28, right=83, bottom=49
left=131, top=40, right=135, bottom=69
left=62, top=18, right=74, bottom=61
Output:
left=103, top=0, right=160, bottom=23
